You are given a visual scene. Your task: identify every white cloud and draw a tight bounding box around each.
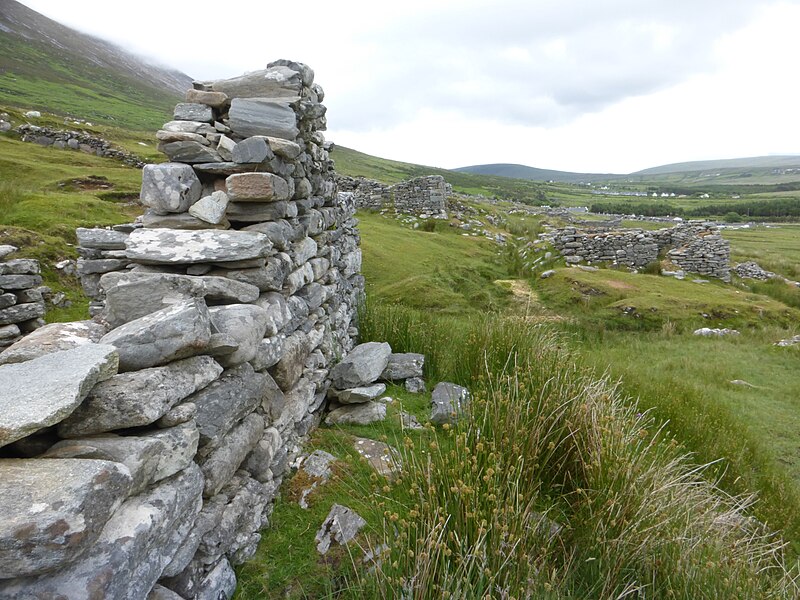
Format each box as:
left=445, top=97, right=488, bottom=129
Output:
left=15, top=0, right=800, bottom=172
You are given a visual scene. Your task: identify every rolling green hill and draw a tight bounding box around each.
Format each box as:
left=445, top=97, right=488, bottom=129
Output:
left=0, top=0, right=191, bottom=131
left=454, top=162, right=618, bottom=183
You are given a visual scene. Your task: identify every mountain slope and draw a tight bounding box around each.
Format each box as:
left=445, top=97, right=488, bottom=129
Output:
left=0, top=0, right=193, bottom=130
left=633, top=155, right=800, bottom=176
left=454, top=162, right=619, bottom=183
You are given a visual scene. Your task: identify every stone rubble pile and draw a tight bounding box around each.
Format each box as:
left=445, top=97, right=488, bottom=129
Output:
left=733, top=261, right=777, bottom=281
left=549, top=222, right=731, bottom=281
left=693, top=327, right=740, bottom=337
left=0, top=246, right=47, bottom=349
left=336, top=174, right=450, bottom=218
left=14, top=124, right=147, bottom=167
left=0, top=60, right=366, bottom=600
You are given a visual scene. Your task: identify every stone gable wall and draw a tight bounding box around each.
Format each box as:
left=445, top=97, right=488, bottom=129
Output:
left=551, top=222, right=730, bottom=281
left=0, top=60, right=364, bottom=600
left=336, top=174, right=450, bottom=217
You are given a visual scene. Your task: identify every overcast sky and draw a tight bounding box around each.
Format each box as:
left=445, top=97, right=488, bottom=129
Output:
left=18, top=0, right=800, bottom=173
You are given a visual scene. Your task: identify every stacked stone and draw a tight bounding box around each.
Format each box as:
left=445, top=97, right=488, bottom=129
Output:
left=15, top=124, right=146, bottom=167
left=0, top=246, right=46, bottom=349
left=733, top=261, right=776, bottom=280
left=336, top=175, right=392, bottom=209
left=392, top=175, right=449, bottom=217
left=0, top=60, right=364, bottom=600
left=550, top=223, right=731, bottom=281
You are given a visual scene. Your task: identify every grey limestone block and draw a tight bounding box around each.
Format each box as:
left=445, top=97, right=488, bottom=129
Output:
left=140, top=163, right=202, bottom=215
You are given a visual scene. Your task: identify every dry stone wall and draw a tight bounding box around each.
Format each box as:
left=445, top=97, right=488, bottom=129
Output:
left=550, top=222, right=730, bottom=281
left=0, top=60, right=364, bottom=600
left=0, top=246, right=46, bottom=348
left=336, top=174, right=450, bottom=217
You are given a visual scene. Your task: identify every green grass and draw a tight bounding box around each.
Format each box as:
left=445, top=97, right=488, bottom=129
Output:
left=725, top=224, right=800, bottom=280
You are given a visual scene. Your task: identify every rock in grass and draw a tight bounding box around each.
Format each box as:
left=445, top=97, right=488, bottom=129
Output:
left=315, top=504, right=366, bottom=555
left=329, top=342, right=391, bottom=389
left=325, top=401, right=386, bottom=426
left=381, top=352, right=424, bottom=381
left=0, top=344, right=118, bottom=448
left=430, top=382, right=470, bottom=426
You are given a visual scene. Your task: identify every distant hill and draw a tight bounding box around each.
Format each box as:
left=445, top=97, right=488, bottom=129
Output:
left=0, top=0, right=193, bottom=130
left=632, top=155, right=800, bottom=176
left=454, top=163, right=619, bottom=184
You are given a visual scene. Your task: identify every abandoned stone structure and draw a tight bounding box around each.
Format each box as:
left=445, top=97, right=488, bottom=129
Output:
left=336, top=174, right=450, bottom=217
left=15, top=124, right=147, bottom=167
left=0, top=247, right=46, bottom=348
left=0, top=60, right=366, bottom=599
left=550, top=222, right=731, bottom=281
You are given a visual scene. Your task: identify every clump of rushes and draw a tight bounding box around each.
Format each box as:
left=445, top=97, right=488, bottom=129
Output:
left=360, top=302, right=799, bottom=598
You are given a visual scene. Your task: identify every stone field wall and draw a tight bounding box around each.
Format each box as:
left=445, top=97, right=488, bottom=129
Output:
left=0, top=60, right=365, bottom=600
left=0, top=247, right=46, bottom=349
left=336, top=174, right=450, bottom=217
left=550, top=222, right=731, bottom=281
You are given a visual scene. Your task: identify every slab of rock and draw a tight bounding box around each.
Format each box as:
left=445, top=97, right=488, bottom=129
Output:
left=226, top=200, right=293, bottom=222
left=207, top=66, right=304, bottom=99
left=325, top=401, right=386, bottom=426
left=158, top=141, right=223, bottom=164
left=329, top=383, right=386, bottom=404
left=381, top=352, right=424, bottom=381
left=200, top=413, right=264, bottom=497
left=431, top=382, right=470, bottom=425
left=231, top=136, right=274, bottom=164
left=101, top=271, right=259, bottom=328
left=0, top=459, right=132, bottom=578
left=208, top=304, right=269, bottom=367
left=75, top=228, right=128, bottom=250
left=98, top=299, right=212, bottom=371
left=188, top=190, right=229, bottom=225
left=185, top=89, right=228, bottom=108
left=265, top=136, right=301, bottom=159
left=140, top=163, right=202, bottom=214
left=329, top=341, right=391, bottom=389
left=405, top=377, right=426, bottom=394
left=191, top=363, right=266, bottom=451
left=0, top=344, right=118, bottom=448
left=315, top=504, right=366, bottom=555
left=174, top=102, right=213, bottom=122
left=227, top=97, right=299, bottom=140
left=0, top=259, right=39, bottom=275
left=161, top=120, right=215, bottom=135
left=141, top=210, right=230, bottom=230
left=226, top=172, right=290, bottom=202
left=143, top=422, right=201, bottom=481
left=58, top=355, right=222, bottom=436
left=251, top=334, right=285, bottom=371
left=0, top=464, right=204, bottom=600
left=126, top=228, right=271, bottom=264
left=0, top=301, right=45, bottom=325
left=0, top=320, right=107, bottom=365
left=353, top=438, right=400, bottom=477
left=194, top=557, right=237, bottom=600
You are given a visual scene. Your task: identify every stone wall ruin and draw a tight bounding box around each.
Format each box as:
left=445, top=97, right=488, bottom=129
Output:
left=550, top=222, right=731, bottom=281
left=337, top=174, right=450, bottom=217
left=0, top=60, right=365, bottom=600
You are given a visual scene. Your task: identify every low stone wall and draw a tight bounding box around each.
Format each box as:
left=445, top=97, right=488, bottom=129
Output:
left=336, top=174, right=449, bottom=217
left=14, top=124, right=147, bottom=168
left=0, top=247, right=46, bottom=348
left=550, top=222, right=730, bottom=281
left=0, top=60, right=364, bottom=600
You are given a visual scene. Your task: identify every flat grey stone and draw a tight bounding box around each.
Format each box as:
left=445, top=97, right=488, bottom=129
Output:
left=141, top=210, right=230, bottom=230
left=0, top=344, right=118, bottom=448
left=126, top=228, right=271, bottom=264
left=431, top=382, right=470, bottom=425
left=353, top=438, right=400, bottom=477
left=266, top=136, right=301, bottom=159
left=58, top=356, right=222, bottom=436
left=158, top=141, right=223, bottom=164
left=161, top=120, right=215, bottom=135
left=0, top=324, right=20, bottom=340
left=174, top=102, right=213, bottom=122
left=231, top=136, right=274, bottom=164
left=269, top=330, right=312, bottom=391
left=0, top=293, right=15, bottom=309
left=315, top=504, right=366, bottom=555
left=192, top=162, right=257, bottom=175
left=250, top=335, right=285, bottom=371
left=77, top=258, right=128, bottom=275
left=191, top=363, right=266, bottom=452
left=382, top=353, right=424, bottom=381
left=0, top=464, right=204, bottom=600
left=226, top=200, right=294, bottom=222
left=194, top=558, right=237, bottom=600
left=98, top=299, right=212, bottom=372
left=101, top=271, right=259, bottom=328
left=329, top=342, right=391, bottom=389
left=227, top=97, right=299, bottom=140
left=188, top=191, right=229, bottom=225
left=0, top=259, right=39, bottom=275
left=200, top=413, right=264, bottom=497
left=0, top=459, right=132, bottom=578
left=185, top=89, right=228, bottom=108
left=208, top=304, right=269, bottom=367
left=0, top=274, right=42, bottom=290
left=207, top=67, right=303, bottom=99
left=330, top=383, right=386, bottom=404
left=140, top=163, right=202, bottom=214
left=155, top=130, right=210, bottom=145
left=0, top=301, right=45, bottom=325
left=0, top=321, right=107, bottom=365
left=226, top=172, right=290, bottom=202
left=76, top=228, right=129, bottom=250
left=0, top=245, right=17, bottom=259
left=325, top=401, right=386, bottom=426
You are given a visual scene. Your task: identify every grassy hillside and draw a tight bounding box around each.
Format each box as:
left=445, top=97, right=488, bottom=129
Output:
left=0, top=1, right=186, bottom=131
left=455, top=162, right=619, bottom=183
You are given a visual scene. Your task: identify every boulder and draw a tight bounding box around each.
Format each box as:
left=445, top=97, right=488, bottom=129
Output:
left=140, top=163, right=202, bottom=214
left=315, top=504, right=366, bottom=555
left=0, top=320, right=107, bottom=365
left=430, top=382, right=470, bottom=425
left=0, top=344, right=118, bottom=448
left=126, top=228, right=271, bottom=264
left=98, top=299, right=212, bottom=371
left=381, top=352, right=424, bottom=381
left=329, top=341, right=391, bottom=389
left=0, top=459, right=131, bottom=578
left=58, top=355, right=222, bottom=436
left=329, top=383, right=386, bottom=404
left=325, top=401, right=386, bottom=426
